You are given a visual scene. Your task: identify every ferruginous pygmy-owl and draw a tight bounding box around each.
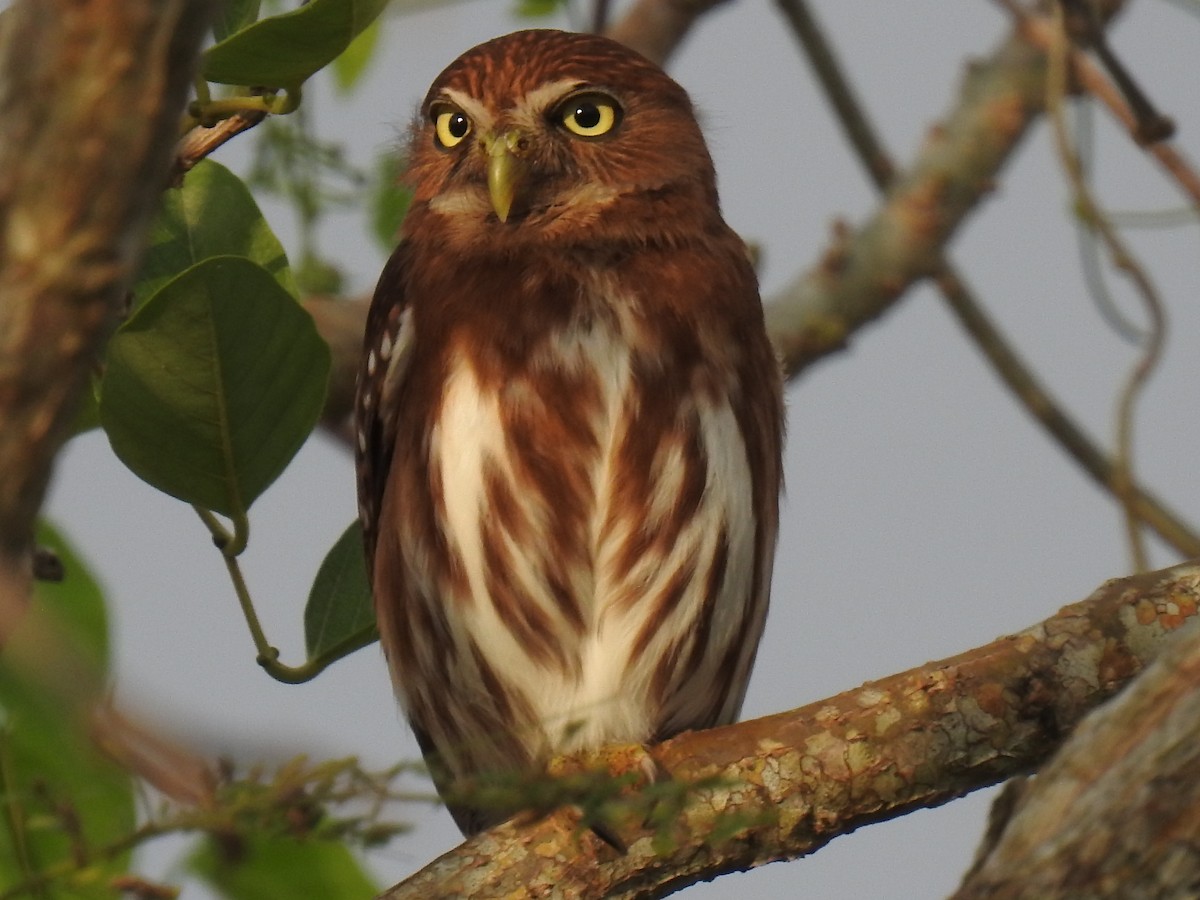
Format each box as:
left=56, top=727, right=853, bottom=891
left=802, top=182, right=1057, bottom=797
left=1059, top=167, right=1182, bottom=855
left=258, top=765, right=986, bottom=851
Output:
left=355, top=28, right=783, bottom=835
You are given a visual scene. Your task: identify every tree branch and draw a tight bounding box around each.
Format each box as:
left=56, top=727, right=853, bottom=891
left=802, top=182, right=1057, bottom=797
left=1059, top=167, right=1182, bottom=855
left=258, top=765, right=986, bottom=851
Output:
left=954, top=588, right=1200, bottom=897
left=381, top=563, right=1200, bottom=898
left=604, top=0, right=730, bottom=67
left=0, top=0, right=216, bottom=801
left=1006, top=6, right=1200, bottom=214
left=771, top=0, right=1198, bottom=559
left=762, top=23, right=1048, bottom=376
left=0, top=0, right=215, bottom=575
left=175, top=109, right=268, bottom=180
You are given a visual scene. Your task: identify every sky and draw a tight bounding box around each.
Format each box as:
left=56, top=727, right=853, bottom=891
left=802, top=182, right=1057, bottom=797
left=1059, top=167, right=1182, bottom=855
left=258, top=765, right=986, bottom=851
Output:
left=41, top=0, right=1200, bottom=896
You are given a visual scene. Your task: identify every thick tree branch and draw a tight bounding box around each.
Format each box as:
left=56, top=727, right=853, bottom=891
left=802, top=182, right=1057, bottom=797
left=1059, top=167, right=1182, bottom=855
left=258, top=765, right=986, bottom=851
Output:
left=381, top=563, right=1200, bottom=898
left=0, top=0, right=216, bottom=802
left=954, top=595, right=1200, bottom=897
left=0, top=0, right=214, bottom=575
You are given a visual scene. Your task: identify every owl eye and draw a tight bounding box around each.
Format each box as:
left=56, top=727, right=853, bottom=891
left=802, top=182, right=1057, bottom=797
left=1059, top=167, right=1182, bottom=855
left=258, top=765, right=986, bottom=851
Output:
left=559, top=94, right=621, bottom=139
left=432, top=105, right=471, bottom=148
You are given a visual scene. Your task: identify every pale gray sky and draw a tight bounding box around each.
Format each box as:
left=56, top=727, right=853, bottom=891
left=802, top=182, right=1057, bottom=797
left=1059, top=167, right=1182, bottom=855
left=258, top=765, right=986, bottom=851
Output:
left=45, top=0, right=1200, bottom=896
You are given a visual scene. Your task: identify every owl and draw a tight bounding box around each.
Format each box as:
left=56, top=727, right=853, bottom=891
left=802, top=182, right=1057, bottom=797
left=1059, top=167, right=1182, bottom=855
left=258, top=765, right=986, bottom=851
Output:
left=355, top=29, right=783, bottom=835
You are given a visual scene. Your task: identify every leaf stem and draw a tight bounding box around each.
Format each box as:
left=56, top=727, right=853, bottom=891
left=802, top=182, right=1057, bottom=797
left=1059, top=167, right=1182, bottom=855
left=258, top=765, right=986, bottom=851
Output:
left=193, top=506, right=247, bottom=557
left=184, top=85, right=298, bottom=132
left=192, top=507, right=373, bottom=685
left=252, top=617, right=377, bottom=686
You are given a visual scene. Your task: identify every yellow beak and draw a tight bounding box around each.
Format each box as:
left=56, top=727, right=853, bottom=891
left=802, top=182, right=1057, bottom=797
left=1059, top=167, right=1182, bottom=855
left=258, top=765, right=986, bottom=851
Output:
left=484, top=129, right=528, bottom=223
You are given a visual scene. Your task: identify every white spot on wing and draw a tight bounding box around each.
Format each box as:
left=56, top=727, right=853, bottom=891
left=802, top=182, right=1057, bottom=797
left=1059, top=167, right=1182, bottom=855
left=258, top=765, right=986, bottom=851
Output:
left=380, top=308, right=414, bottom=412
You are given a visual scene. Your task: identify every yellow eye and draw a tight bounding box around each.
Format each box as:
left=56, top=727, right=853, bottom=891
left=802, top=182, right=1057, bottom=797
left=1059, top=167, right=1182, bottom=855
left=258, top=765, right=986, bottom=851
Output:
left=560, top=94, right=620, bottom=139
left=433, top=106, right=471, bottom=148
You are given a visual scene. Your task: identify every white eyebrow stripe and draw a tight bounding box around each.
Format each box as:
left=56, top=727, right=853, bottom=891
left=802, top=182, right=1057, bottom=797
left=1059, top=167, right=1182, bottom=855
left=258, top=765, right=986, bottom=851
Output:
left=517, top=79, right=586, bottom=116
left=438, top=88, right=494, bottom=131
left=439, top=79, right=589, bottom=133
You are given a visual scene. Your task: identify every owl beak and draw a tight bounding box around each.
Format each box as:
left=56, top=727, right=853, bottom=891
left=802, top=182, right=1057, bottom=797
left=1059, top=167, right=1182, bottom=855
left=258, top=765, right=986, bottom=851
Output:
left=484, top=129, right=529, bottom=223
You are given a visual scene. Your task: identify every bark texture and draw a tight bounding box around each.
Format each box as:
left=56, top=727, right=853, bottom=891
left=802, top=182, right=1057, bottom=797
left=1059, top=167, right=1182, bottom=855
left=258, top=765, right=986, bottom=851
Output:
left=954, top=601, right=1200, bottom=899
left=0, top=0, right=216, bottom=804
left=0, top=0, right=214, bottom=576
left=380, top=564, right=1200, bottom=899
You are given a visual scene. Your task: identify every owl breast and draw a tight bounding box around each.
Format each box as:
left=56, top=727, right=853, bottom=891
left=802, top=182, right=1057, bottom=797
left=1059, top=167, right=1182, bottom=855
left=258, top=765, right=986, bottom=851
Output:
left=377, top=271, right=766, bottom=788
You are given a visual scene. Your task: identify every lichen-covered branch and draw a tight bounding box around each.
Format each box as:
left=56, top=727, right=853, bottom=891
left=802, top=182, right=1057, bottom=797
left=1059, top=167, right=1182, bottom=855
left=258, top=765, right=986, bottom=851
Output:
left=763, top=25, right=1047, bottom=376
left=953, top=594, right=1200, bottom=898
left=380, top=563, right=1200, bottom=899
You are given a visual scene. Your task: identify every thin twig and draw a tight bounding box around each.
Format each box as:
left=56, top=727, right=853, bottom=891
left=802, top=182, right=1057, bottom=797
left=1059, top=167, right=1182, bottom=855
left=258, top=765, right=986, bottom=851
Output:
left=174, top=110, right=267, bottom=180
left=1072, top=99, right=1147, bottom=343
left=936, top=270, right=1195, bottom=556
left=774, top=0, right=1198, bottom=558
left=1045, top=2, right=1167, bottom=571
left=773, top=0, right=894, bottom=187
left=192, top=505, right=378, bottom=684
left=1058, top=0, right=1175, bottom=143
left=1010, top=9, right=1200, bottom=209
left=590, top=0, right=613, bottom=35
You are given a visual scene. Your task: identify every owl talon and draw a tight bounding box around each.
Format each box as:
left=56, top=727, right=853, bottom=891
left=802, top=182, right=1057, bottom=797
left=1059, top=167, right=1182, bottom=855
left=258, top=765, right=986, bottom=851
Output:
left=546, top=741, right=662, bottom=786
left=545, top=742, right=671, bottom=850
left=587, top=817, right=629, bottom=854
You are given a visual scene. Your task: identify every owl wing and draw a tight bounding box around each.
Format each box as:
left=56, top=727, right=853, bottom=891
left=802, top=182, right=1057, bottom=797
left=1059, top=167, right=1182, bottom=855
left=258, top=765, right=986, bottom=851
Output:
left=354, top=241, right=415, bottom=572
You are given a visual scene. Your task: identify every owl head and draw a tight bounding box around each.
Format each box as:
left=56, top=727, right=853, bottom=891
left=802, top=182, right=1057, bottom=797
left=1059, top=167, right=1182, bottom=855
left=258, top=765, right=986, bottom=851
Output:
left=402, top=29, right=721, bottom=248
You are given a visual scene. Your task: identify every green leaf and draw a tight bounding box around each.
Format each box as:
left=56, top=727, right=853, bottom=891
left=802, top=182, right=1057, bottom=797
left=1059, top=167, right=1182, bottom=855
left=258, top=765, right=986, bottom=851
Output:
left=370, top=151, right=411, bottom=252
left=189, top=833, right=377, bottom=900
left=100, top=257, right=330, bottom=517
left=71, top=376, right=102, bottom=436
left=305, top=522, right=377, bottom=662
left=30, top=522, right=111, bottom=668
left=294, top=253, right=344, bottom=296
left=214, top=0, right=262, bottom=40
left=202, top=0, right=393, bottom=90
left=134, top=159, right=295, bottom=312
left=331, top=15, right=383, bottom=93
left=515, top=0, right=567, bottom=17
left=0, top=523, right=135, bottom=898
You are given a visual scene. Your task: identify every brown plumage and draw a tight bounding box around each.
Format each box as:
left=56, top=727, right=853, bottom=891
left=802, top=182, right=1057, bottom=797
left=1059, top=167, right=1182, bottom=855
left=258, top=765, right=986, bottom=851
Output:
left=355, top=29, right=783, bottom=834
